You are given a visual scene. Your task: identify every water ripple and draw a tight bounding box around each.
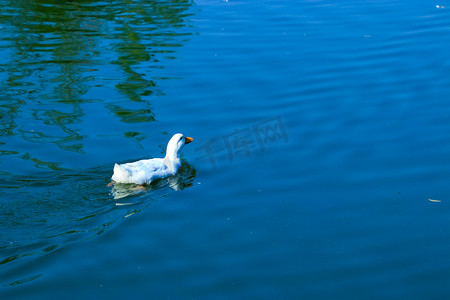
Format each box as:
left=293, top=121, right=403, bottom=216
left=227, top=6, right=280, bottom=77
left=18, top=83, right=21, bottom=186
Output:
left=0, top=162, right=195, bottom=286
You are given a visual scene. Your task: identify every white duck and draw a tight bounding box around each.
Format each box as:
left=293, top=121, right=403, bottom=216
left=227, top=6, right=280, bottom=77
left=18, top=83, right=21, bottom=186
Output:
left=111, top=133, right=193, bottom=185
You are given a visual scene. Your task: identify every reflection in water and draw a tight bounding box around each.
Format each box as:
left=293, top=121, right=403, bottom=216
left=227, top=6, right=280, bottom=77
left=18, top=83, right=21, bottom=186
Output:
left=0, top=0, right=195, bottom=169
left=0, top=162, right=196, bottom=285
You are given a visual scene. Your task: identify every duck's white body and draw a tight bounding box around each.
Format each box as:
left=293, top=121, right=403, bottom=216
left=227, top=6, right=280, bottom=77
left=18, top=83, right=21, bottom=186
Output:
left=111, top=133, right=193, bottom=185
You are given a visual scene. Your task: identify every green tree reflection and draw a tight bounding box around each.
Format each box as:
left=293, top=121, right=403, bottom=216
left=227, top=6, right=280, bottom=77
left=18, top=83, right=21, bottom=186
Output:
left=0, top=0, right=194, bottom=170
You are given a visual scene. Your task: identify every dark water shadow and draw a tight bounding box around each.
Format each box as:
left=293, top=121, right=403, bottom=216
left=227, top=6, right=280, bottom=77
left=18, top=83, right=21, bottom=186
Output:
left=0, top=161, right=196, bottom=287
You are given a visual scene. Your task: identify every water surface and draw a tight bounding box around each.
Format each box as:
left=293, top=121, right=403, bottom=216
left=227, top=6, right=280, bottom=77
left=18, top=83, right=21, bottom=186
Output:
left=2, top=0, right=450, bottom=298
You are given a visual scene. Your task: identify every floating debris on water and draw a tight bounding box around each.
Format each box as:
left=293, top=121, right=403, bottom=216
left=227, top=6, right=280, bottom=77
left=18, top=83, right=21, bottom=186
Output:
left=428, top=199, right=442, bottom=203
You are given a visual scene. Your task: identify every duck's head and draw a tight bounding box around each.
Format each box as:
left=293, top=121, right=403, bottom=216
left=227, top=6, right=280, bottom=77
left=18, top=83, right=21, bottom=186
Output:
left=166, top=133, right=193, bottom=159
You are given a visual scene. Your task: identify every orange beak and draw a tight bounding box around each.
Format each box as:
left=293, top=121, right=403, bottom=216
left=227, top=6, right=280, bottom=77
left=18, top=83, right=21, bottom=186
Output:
left=184, top=137, right=193, bottom=144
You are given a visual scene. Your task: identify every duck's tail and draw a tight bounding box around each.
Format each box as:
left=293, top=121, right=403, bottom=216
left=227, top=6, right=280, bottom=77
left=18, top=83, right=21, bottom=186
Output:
left=111, top=163, right=130, bottom=183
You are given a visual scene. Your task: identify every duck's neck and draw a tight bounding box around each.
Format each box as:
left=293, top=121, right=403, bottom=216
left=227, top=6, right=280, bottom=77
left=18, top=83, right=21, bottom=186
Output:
left=164, top=151, right=181, bottom=173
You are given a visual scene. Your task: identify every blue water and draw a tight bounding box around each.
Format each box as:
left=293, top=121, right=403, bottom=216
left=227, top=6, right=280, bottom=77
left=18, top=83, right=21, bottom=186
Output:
left=2, top=0, right=450, bottom=298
